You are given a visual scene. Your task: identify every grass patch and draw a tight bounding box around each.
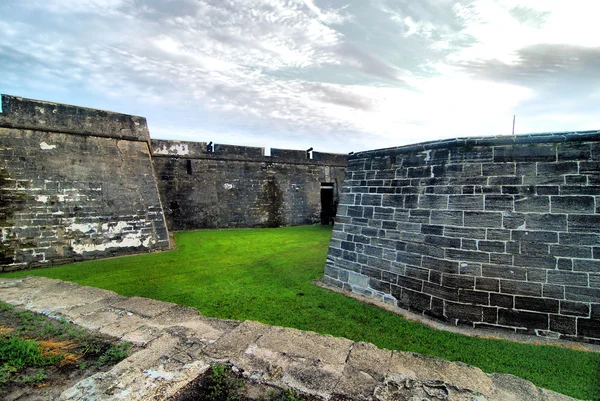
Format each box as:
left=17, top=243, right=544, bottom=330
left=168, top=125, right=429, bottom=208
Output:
left=0, top=301, right=131, bottom=396
left=2, top=226, right=599, bottom=400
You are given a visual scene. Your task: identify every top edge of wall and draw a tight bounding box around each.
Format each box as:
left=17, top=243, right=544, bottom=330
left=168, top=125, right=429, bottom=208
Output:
left=352, top=130, right=600, bottom=158
left=150, top=139, right=348, bottom=165
left=0, top=94, right=150, bottom=142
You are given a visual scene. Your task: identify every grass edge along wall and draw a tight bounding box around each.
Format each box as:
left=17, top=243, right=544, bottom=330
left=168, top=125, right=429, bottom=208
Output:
left=324, top=130, right=600, bottom=344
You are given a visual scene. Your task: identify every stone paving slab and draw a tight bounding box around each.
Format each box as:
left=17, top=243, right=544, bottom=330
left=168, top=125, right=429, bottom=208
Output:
left=0, top=276, right=585, bottom=401
left=112, top=296, right=178, bottom=318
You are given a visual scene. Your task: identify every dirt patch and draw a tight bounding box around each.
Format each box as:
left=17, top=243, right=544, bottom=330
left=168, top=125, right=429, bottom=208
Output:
left=0, top=301, right=132, bottom=401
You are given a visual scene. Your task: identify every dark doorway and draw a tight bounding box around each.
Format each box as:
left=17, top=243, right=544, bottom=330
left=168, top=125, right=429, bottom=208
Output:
left=320, top=183, right=336, bottom=225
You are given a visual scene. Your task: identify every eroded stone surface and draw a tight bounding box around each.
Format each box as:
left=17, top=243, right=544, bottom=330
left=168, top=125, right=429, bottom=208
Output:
left=0, top=277, right=585, bottom=401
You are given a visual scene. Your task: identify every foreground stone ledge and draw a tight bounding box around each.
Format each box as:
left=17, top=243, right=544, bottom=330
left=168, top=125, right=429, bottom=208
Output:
left=0, top=276, right=584, bottom=401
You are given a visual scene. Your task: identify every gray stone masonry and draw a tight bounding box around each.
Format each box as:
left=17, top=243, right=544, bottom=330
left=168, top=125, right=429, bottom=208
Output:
left=0, top=95, right=170, bottom=270
left=151, top=139, right=347, bottom=229
left=324, top=130, right=600, bottom=344
left=0, top=276, right=584, bottom=401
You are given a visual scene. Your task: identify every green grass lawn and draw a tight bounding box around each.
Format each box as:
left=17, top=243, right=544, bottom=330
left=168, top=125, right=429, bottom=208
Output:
left=2, top=226, right=599, bottom=400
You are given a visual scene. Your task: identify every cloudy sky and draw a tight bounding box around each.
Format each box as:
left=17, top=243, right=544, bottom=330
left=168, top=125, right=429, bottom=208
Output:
left=1, top=0, right=599, bottom=153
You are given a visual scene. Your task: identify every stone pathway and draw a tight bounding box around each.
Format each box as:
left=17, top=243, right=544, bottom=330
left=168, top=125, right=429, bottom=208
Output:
left=0, top=277, right=583, bottom=401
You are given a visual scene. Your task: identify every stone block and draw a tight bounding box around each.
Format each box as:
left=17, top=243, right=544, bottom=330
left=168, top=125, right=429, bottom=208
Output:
left=441, top=274, right=475, bottom=289
left=405, top=266, right=429, bottom=281
left=577, top=318, right=600, bottom=339
left=557, top=142, right=591, bottom=161
left=396, top=287, right=432, bottom=311
left=484, top=195, right=514, bottom=211
left=500, top=280, right=542, bottom=296
left=459, top=289, right=489, bottom=305
left=542, top=284, right=565, bottom=299
left=568, top=214, right=600, bottom=233
left=550, top=315, right=577, bottom=335
left=547, top=270, right=588, bottom=286
left=488, top=176, right=522, bottom=185
left=573, top=259, right=600, bottom=273
left=559, top=300, right=589, bottom=317
left=420, top=224, right=443, bottom=235
left=497, top=309, right=548, bottom=330
left=551, top=196, right=595, bottom=213
left=512, top=230, right=557, bottom=244
left=430, top=210, right=463, bottom=225
left=348, top=271, right=370, bottom=288
left=396, top=276, right=424, bottom=292
left=478, top=240, right=505, bottom=253
left=476, top=277, right=499, bottom=292
left=422, top=282, right=459, bottom=302
left=448, top=195, right=483, bottom=210
left=446, top=249, right=490, bottom=263
left=396, top=251, right=422, bottom=266
left=493, top=145, right=556, bottom=163
left=526, top=268, right=547, bottom=283
left=502, top=212, right=526, bottom=229
left=482, top=264, right=526, bottom=280
left=482, top=163, right=516, bottom=176
left=514, top=296, right=559, bottom=313
left=514, top=196, right=550, bottom=212
left=459, top=262, right=482, bottom=276
left=525, top=213, right=566, bottom=231
left=444, top=226, right=486, bottom=239
left=490, top=293, right=514, bottom=308
left=550, top=245, right=592, bottom=259
left=565, top=286, right=600, bottom=303
left=464, top=211, right=502, bottom=228
left=444, top=301, right=484, bottom=322
left=418, top=195, right=448, bottom=209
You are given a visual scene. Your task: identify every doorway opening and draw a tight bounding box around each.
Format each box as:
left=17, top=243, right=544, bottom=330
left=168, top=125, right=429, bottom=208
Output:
left=320, top=183, right=336, bottom=225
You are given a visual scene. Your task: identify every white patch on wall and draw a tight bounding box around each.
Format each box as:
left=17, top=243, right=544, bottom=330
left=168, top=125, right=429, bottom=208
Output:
left=40, top=142, right=56, bottom=150
left=35, top=195, right=49, bottom=203
left=69, top=223, right=97, bottom=233
left=67, top=219, right=156, bottom=254
left=71, top=234, right=155, bottom=254
left=223, top=183, right=234, bottom=190
left=424, top=150, right=431, bottom=163
left=154, top=143, right=189, bottom=156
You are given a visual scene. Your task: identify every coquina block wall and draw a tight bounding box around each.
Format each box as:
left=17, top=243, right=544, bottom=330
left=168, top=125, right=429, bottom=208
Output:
left=324, top=131, right=600, bottom=343
left=0, top=95, right=170, bottom=271
left=152, top=139, right=347, bottom=230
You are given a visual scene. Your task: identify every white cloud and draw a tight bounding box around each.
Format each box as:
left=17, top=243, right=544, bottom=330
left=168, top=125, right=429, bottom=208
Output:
left=0, top=0, right=598, bottom=153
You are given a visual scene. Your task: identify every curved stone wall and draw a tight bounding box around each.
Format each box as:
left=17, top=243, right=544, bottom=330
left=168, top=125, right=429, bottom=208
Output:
left=324, top=131, right=600, bottom=343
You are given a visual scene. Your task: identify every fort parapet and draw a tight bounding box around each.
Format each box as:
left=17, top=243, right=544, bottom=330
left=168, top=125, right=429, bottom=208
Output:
left=324, top=131, right=600, bottom=343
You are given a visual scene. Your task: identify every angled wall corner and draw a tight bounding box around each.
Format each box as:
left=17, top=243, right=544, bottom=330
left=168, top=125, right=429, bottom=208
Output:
left=0, top=94, right=170, bottom=271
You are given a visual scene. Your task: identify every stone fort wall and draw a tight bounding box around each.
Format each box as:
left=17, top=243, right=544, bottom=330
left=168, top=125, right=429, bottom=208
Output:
left=0, top=95, right=347, bottom=270
left=151, top=140, right=347, bottom=230
left=0, top=95, right=170, bottom=271
left=324, top=131, right=600, bottom=343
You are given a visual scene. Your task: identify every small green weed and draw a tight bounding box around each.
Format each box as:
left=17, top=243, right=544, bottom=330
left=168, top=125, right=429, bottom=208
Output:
left=97, top=342, right=131, bottom=366
left=21, top=369, right=48, bottom=384
left=268, top=388, right=304, bottom=401
left=205, top=363, right=244, bottom=401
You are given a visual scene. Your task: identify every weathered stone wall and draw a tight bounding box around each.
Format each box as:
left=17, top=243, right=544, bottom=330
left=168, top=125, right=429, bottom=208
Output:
left=0, top=95, right=170, bottom=271
left=324, top=131, right=600, bottom=343
left=151, top=140, right=347, bottom=229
